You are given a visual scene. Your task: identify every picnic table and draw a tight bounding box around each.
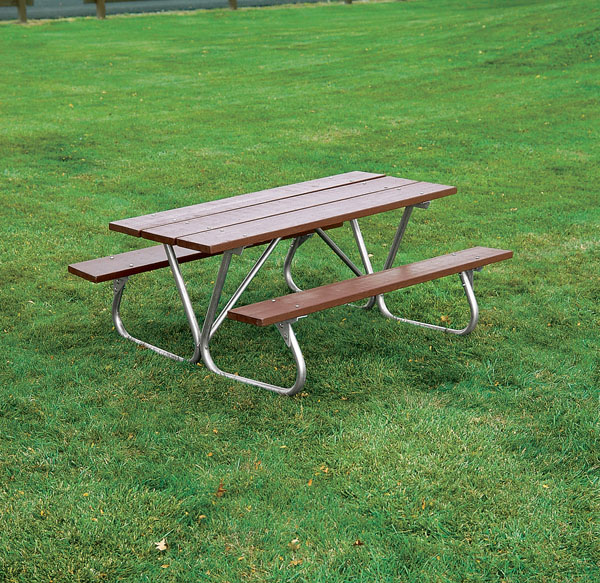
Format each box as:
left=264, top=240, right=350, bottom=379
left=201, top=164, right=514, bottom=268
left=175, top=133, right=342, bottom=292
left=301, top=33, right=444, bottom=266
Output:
left=69, top=171, right=512, bottom=395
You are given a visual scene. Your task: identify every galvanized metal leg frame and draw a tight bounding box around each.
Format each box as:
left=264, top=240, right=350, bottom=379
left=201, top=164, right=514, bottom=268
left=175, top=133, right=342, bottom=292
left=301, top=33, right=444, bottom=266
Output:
left=198, top=239, right=307, bottom=396
left=155, top=239, right=307, bottom=396
left=350, top=209, right=480, bottom=335
left=112, top=240, right=306, bottom=394
left=284, top=203, right=480, bottom=336
left=111, top=243, right=203, bottom=362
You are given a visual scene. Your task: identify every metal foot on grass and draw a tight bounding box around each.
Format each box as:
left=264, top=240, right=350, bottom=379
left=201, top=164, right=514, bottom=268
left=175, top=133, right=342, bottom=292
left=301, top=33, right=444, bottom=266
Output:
left=201, top=248, right=307, bottom=395
left=111, top=274, right=202, bottom=363
left=376, top=270, right=480, bottom=336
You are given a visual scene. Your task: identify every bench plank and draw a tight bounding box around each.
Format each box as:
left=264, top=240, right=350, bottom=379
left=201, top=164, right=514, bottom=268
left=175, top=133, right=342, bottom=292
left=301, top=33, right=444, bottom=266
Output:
left=227, top=247, right=513, bottom=326
left=174, top=181, right=456, bottom=254
left=141, top=177, right=416, bottom=245
left=109, top=171, right=384, bottom=237
left=68, top=245, right=211, bottom=284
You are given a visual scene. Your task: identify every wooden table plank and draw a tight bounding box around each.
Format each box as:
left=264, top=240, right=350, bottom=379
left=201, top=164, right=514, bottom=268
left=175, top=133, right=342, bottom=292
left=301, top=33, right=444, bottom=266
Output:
left=141, top=176, right=416, bottom=245
left=109, top=171, right=384, bottom=237
left=173, top=181, right=457, bottom=254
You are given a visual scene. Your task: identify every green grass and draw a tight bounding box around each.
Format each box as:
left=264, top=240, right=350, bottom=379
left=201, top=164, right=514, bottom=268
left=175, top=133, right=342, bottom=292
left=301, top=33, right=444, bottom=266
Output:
left=1, top=1, right=599, bottom=581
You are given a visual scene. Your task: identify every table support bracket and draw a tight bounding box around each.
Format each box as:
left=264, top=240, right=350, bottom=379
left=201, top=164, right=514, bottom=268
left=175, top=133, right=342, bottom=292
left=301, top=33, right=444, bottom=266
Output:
left=111, top=251, right=203, bottom=363
left=209, top=239, right=281, bottom=340
left=199, top=245, right=307, bottom=396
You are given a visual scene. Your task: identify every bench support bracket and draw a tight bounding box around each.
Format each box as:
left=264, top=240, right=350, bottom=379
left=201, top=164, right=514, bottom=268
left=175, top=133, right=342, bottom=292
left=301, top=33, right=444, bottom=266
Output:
left=350, top=218, right=481, bottom=335
left=376, top=270, right=480, bottom=335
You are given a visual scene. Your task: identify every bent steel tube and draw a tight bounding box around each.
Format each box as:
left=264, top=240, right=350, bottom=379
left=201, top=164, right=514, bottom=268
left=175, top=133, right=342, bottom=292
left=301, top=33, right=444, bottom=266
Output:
left=283, top=234, right=313, bottom=292
left=200, top=249, right=308, bottom=395
left=201, top=320, right=307, bottom=396
left=111, top=272, right=202, bottom=363
left=376, top=270, right=479, bottom=335
left=210, top=238, right=282, bottom=339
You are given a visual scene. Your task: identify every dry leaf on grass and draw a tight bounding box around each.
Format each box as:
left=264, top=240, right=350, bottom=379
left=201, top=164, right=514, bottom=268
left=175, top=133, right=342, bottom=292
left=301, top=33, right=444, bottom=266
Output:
left=288, top=538, right=300, bottom=551
left=155, top=538, right=168, bottom=552
left=215, top=481, right=226, bottom=497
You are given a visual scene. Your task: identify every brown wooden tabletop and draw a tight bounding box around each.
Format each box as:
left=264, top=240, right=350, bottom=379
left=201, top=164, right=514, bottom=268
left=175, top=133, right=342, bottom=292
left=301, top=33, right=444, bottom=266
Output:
left=109, top=171, right=457, bottom=255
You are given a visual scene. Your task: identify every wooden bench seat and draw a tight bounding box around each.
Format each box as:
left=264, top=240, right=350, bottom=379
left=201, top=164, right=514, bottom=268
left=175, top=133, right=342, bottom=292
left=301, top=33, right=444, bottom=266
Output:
left=227, top=247, right=513, bottom=327
left=67, top=244, right=211, bottom=283
left=68, top=224, right=344, bottom=284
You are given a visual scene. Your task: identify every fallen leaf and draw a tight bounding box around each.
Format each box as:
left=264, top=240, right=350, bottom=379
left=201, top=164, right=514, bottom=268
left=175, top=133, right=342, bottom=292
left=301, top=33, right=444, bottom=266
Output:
left=353, top=539, right=365, bottom=546
left=155, top=538, right=168, bottom=552
left=215, top=481, right=226, bottom=497
left=288, top=538, right=300, bottom=551
left=289, top=559, right=303, bottom=566
left=307, top=479, right=313, bottom=487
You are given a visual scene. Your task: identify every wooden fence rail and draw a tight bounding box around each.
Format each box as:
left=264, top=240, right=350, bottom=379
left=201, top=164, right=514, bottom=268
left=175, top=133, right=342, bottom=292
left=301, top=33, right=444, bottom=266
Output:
left=5, top=0, right=351, bottom=22
left=84, top=0, right=241, bottom=18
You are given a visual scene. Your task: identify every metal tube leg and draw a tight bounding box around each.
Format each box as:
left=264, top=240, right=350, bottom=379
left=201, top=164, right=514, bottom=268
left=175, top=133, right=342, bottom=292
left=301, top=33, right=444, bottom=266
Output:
left=283, top=234, right=313, bottom=292
left=210, top=238, right=282, bottom=339
left=315, top=228, right=364, bottom=277
left=111, top=270, right=201, bottom=362
left=350, top=219, right=379, bottom=310
left=200, top=250, right=307, bottom=396
left=164, top=244, right=202, bottom=361
left=358, top=206, right=415, bottom=310
left=202, top=318, right=307, bottom=396
left=377, top=270, right=479, bottom=335
left=383, top=206, right=414, bottom=270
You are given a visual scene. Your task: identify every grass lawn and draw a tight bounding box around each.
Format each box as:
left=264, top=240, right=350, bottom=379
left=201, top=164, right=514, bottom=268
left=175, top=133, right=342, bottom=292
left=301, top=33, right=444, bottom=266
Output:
left=1, top=0, right=599, bottom=580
